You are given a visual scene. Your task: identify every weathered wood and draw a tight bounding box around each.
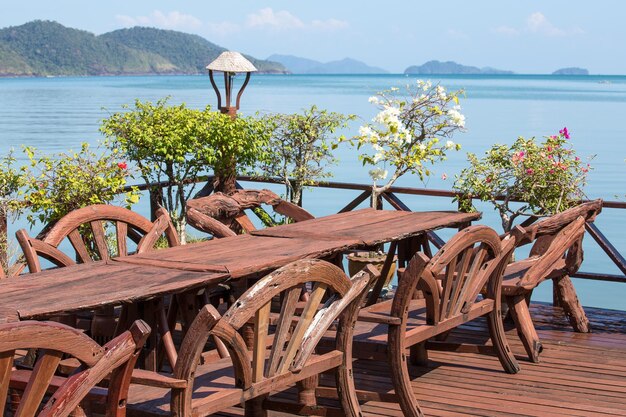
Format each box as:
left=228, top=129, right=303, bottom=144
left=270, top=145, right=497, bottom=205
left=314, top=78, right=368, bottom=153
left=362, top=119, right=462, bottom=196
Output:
left=1, top=319, right=149, bottom=417
left=129, top=259, right=374, bottom=417
left=187, top=189, right=315, bottom=237
left=346, top=225, right=521, bottom=417
left=500, top=201, right=602, bottom=361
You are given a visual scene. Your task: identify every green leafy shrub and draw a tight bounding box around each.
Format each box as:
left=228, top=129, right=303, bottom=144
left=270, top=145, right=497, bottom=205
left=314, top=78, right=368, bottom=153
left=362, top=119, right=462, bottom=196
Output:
left=23, top=143, right=138, bottom=229
left=259, top=105, right=355, bottom=204
left=454, top=127, right=591, bottom=232
left=101, top=98, right=271, bottom=240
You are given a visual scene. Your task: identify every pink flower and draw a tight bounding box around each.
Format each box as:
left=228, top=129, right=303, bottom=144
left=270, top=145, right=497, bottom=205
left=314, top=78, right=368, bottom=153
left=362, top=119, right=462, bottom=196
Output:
left=441, top=173, right=448, bottom=180
left=486, top=177, right=492, bottom=183
left=575, top=156, right=580, bottom=161
left=559, top=127, right=570, bottom=139
left=526, top=168, right=534, bottom=175
left=519, top=151, right=525, bottom=158
left=549, top=135, right=558, bottom=140
left=549, top=169, right=555, bottom=174
left=546, top=146, right=552, bottom=152
left=117, top=162, right=127, bottom=170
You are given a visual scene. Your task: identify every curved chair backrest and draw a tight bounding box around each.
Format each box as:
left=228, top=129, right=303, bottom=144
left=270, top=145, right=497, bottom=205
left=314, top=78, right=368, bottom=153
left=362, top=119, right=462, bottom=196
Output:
left=393, top=226, right=512, bottom=325
left=170, top=259, right=376, bottom=416
left=0, top=319, right=149, bottom=417
left=519, top=199, right=602, bottom=256
left=187, top=189, right=314, bottom=237
left=16, top=204, right=180, bottom=273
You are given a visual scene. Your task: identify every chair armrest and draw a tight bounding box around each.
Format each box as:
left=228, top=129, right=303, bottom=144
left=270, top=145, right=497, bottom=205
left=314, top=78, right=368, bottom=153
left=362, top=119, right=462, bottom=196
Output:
left=130, top=369, right=188, bottom=389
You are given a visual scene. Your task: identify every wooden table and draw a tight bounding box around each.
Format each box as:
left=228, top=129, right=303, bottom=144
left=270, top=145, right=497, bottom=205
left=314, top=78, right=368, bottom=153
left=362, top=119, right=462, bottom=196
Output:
left=0, top=209, right=479, bottom=322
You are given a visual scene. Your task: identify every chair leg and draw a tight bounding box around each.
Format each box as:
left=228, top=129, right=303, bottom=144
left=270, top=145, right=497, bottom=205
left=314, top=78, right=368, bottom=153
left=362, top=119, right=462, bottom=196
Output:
left=507, top=295, right=542, bottom=363
left=244, top=397, right=267, bottom=417
left=388, top=326, right=425, bottom=417
left=409, top=342, right=428, bottom=366
left=488, top=295, right=521, bottom=373
left=554, top=275, right=590, bottom=333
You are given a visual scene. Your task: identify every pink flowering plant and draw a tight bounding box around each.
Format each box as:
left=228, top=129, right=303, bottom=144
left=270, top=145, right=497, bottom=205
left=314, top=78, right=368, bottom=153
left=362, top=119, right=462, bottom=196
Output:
left=454, top=128, right=591, bottom=232
left=343, top=80, right=465, bottom=208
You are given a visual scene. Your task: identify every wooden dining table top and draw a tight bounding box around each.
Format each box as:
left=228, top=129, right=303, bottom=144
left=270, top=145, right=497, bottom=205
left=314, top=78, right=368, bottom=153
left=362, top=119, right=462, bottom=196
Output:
left=0, top=208, right=480, bottom=322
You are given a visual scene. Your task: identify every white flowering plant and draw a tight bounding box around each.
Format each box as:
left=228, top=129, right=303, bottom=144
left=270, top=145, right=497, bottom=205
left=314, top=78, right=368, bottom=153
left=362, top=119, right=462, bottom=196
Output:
left=345, top=81, right=465, bottom=207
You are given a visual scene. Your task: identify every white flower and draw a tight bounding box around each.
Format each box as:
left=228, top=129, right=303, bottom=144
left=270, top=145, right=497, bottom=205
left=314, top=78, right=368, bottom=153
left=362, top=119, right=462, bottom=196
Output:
left=436, top=85, right=446, bottom=100
left=369, top=167, right=388, bottom=181
left=445, top=140, right=455, bottom=149
left=368, top=96, right=380, bottom=104
left=447, top=108, right=466, bottom=128
left=359, top=125, right=374, bottom=137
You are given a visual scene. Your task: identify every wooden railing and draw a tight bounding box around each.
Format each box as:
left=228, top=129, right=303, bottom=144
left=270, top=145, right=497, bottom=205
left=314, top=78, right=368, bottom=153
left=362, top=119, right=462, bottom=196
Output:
left=2, top=175, right=625, bottom=287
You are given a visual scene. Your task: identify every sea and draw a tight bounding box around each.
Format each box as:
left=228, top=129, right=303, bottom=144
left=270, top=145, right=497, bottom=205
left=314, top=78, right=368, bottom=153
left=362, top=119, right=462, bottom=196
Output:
left=0, top=74, right=625, bottom=310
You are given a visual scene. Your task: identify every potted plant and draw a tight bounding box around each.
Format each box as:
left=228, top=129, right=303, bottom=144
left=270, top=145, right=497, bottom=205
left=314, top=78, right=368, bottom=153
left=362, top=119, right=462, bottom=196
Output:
left=453, top=127, right=592, bottom=233
left=344, top=80, right=466, bottom=291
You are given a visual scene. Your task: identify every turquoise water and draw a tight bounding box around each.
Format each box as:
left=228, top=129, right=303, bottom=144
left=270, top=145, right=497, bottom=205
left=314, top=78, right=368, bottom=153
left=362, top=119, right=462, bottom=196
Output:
left=1, top=74, right=625, bottom=310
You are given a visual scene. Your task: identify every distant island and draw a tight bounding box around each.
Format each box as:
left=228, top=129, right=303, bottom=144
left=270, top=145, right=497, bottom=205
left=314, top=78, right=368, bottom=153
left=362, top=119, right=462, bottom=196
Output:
left=0, top=20, right=287, bottom=77
left=267, top=54, right=387, bottom=74
left=552, top=67, right=589, bottom=75
left=404, top=60, right=514, bottom=75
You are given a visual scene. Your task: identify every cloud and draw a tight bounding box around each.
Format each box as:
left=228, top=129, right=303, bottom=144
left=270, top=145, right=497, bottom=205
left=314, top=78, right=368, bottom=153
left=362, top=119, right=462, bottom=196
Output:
left=526, top=12, right=565, bottom=36
left=246, top=8, right=305, bottom=30
left=493, top=25, right=520, bottom=36
left=206, top=8, right=348, bottom=35
left=116, top=10, right=202, bottom=30
left=492, top=12, right=584, bottom=38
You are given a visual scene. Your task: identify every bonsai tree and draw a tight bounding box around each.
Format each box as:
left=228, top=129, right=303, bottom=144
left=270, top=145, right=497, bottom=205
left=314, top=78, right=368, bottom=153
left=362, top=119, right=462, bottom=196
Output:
left=259, top=105, right=355, bottom=205
left=454, top=127, right=591, bottom=232
left=101, top=98, right=271, bottom=240
left=0, top=150, right=26, bottom=273
left=344, top=80, right=465, bottom=208
left=22, top=143, right=138, bottom=231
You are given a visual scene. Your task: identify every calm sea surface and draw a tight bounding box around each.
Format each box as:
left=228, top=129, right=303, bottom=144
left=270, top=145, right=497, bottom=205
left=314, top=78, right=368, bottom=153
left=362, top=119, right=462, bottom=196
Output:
left=1, top=74, right=625, bottom=310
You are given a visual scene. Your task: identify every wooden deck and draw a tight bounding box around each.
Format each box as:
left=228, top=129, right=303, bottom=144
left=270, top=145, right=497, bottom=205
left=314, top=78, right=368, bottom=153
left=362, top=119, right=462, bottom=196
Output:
left=216, top=303, right=626, bottom=416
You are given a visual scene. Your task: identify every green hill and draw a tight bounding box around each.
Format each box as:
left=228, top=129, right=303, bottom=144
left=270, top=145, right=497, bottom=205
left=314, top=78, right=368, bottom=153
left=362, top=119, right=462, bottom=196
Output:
left=0, top=20, right=287, bottom=77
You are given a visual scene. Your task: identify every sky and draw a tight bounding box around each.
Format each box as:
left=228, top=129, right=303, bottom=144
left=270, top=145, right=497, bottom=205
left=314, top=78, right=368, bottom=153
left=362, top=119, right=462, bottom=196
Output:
left=1, top=1, right=625, bottom=74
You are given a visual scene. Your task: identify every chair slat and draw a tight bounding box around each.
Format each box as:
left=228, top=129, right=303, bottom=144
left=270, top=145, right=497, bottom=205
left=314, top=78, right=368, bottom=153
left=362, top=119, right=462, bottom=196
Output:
left=67, top=229, right=92, bottom=264
left=278, top=283, right=328, bottom=374
left=446, top=246, right=473, bottom=319
left=252, top=302, right=271, bottom=383
left=439, top=257, right=457, bottom=321
left=452, top=245, right=488, bottom=316
left=90, top=220, right=110, bottom=261
left=0, top=351, right=13, bottom=412
left=16, top=350, right=63, bottom=417
left=116, top=221, right=128, bottom=257
left=266, top=286, right=301, bottom=377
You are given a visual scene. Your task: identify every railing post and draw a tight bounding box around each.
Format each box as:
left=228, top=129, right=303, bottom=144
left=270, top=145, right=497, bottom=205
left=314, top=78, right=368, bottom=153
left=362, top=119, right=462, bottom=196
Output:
left=0, top=211, right=7, bottom=269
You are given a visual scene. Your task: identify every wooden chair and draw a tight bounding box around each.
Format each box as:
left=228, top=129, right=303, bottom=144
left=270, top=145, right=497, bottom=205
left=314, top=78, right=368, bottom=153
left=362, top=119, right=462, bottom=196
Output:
left=14, top=204, right=180, bottom=369
left=349, top=225, right=521, bottom=417
left=126, top=259, right=377, bottom=417
left=186, top=188, right=315, bottom=238
left=1, top=319, right=149, bottom=417
left=502, top=199, right=603, bottom=362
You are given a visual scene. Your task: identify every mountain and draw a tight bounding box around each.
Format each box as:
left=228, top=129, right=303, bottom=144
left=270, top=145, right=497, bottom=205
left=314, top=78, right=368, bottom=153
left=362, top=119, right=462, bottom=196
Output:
left=0, top=20, right=287, bottom=77
left=404, top=60, right=513, bottom=75
left=267, top=54, right=387, bottom=74
left=552, top=67, right=589, bottom=75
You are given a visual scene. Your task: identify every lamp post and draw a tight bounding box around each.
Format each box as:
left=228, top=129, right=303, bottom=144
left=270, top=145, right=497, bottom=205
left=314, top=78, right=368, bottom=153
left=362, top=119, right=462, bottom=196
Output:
left=206, top=51, right=258, bottom=194
left=207, top=51, right=257, bottom=119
